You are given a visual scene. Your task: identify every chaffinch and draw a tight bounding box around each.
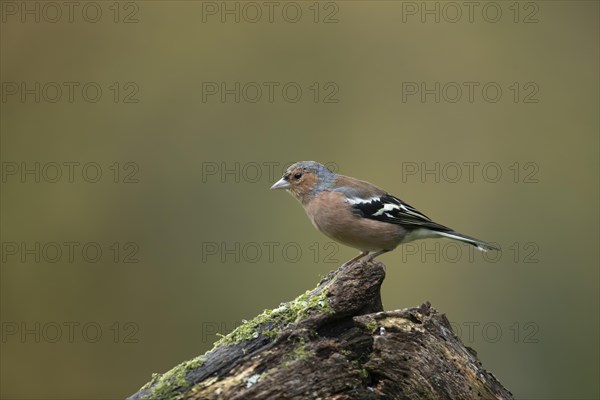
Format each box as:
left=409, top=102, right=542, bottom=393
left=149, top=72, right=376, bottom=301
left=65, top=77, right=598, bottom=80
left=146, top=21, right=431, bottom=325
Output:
left=271, top=161, right=499, bottom=267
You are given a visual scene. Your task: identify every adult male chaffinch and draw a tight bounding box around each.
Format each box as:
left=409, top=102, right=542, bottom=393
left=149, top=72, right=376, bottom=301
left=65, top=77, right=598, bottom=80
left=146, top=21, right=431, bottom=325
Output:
left=271, top=161, right=499, bottom=267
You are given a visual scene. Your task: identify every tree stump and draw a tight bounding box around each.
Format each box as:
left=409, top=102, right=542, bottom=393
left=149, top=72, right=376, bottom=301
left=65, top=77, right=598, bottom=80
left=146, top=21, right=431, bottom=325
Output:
left=128, top=261, right=513, bottom=400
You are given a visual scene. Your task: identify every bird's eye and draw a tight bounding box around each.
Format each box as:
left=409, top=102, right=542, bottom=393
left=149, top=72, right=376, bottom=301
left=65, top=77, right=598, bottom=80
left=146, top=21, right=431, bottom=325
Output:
left=293, top=172, right=302, bottom=180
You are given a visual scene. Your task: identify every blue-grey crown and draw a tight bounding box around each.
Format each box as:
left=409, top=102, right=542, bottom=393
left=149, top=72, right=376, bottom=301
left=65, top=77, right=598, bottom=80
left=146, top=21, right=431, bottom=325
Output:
left=286, top=161, right=337, bottom=193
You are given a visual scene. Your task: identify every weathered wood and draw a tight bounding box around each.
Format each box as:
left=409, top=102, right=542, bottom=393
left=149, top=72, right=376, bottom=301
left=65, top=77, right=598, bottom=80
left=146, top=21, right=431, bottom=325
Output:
left=129, top=260, right=513, bottom=400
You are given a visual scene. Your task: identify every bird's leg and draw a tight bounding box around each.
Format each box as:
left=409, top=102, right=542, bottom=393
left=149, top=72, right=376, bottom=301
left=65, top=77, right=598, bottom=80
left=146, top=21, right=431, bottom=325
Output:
left=340, top=251, right=369, bottom=268
left=359, top=249, right=390, bottom=264
left=320, top=251, right=368, bottom=284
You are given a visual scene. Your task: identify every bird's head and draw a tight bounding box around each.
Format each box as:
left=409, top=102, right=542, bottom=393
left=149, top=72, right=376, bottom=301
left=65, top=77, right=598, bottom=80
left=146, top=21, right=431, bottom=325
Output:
left=270, top=161, right=336, bottom=203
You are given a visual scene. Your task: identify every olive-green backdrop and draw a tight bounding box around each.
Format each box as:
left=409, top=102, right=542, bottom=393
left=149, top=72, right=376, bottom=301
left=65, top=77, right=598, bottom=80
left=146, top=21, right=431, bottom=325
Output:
left=1, top=1, right=598, bottom=399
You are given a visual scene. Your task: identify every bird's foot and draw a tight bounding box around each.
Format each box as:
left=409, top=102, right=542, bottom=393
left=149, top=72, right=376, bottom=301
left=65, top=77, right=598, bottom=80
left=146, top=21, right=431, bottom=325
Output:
left=318, top=253, right=368, bottom=285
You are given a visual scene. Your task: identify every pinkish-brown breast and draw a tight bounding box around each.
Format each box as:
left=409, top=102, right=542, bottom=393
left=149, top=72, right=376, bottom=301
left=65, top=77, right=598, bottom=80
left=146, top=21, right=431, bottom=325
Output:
left=304, top=191, right=407, bottom=252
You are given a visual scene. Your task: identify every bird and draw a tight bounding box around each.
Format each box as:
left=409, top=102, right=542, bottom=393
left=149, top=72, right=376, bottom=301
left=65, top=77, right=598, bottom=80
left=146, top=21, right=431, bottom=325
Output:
left=270, top=161, right=499, bottom=267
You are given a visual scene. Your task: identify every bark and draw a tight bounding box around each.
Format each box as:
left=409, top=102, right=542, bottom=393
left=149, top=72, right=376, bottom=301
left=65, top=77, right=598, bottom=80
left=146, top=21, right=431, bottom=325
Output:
left=128, top=260, right=513, bottom=400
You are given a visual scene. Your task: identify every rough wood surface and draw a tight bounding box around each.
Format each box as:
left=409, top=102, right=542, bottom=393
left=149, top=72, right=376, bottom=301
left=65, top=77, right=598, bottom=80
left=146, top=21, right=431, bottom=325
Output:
left=129, top=261, right=513, bottom=400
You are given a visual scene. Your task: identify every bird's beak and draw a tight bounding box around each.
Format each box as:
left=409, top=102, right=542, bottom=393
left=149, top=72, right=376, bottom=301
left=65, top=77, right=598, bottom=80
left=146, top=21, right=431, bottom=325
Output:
left=270, top=177, right=291, bottom=190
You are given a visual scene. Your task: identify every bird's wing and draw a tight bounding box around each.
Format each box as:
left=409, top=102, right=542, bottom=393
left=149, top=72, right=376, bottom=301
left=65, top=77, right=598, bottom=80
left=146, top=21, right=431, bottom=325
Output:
left=346, top=193, right=452, bottom=232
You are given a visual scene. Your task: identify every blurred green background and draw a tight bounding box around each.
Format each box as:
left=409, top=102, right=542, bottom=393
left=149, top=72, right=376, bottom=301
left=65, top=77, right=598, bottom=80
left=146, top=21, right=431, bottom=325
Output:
left=1, top=1, right=598, bottom=399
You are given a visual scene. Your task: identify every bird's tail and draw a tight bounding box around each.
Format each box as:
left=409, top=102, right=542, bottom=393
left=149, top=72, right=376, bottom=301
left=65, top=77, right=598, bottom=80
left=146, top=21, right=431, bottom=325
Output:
left=436, top=231, right=500, bottom=252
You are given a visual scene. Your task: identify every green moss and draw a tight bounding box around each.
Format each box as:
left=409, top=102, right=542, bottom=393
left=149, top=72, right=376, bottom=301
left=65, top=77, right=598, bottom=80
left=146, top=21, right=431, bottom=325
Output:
left=349, top=360, right=369, bottom=380
left=290, top=341, right=312, bottom=361
left=138, top=283, right=334, bottom=399
left=295, top=287, right=334, bottom=319
left=213, top=286, right=333, bottom=348
left=364, top=320, right=378, bottom=332
left=280, top=339, right=314, bottom=368
left=139, top=356, right=206, bottom=400
left=358, top=368, right=369, bottom=380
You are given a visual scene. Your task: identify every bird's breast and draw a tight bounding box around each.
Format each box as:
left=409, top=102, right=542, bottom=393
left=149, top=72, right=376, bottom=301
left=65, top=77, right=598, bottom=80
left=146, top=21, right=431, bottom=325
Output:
left=304, top=192, right=405, bottom=252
